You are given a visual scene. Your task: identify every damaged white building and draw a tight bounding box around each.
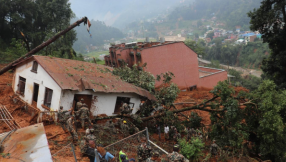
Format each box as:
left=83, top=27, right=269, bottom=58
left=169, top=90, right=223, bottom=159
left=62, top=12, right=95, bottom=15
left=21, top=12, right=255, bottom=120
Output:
left=12, top=55, right=155, bottom=115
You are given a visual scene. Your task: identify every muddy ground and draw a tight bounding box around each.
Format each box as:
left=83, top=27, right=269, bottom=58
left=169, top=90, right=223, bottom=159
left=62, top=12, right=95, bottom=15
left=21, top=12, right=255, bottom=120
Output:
left=0, top=66, right=257, bottom=162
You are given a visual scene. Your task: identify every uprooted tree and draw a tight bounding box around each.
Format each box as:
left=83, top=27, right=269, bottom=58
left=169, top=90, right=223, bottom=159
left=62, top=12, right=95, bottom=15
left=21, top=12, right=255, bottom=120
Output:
left=99, top=66, right=286, bottom=161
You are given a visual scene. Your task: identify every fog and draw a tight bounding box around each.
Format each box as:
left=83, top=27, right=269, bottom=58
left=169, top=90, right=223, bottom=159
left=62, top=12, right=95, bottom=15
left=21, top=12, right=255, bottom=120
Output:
left=69, top=0, right=193, bottom=28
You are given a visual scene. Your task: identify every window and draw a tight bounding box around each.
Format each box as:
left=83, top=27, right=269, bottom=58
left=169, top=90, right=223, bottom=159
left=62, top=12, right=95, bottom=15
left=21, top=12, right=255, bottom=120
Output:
left=114, top=97, right=131, bottom=114
left=44, top=88, right=53, bottom=108
left=17, top=76, right=26, bottom=96
left=31, top=61, right=38, bottom=72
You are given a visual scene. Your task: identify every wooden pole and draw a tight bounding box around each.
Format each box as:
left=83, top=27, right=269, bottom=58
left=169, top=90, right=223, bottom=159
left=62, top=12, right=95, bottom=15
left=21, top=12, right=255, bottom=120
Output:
left=0, top=17, right=88, bottom=75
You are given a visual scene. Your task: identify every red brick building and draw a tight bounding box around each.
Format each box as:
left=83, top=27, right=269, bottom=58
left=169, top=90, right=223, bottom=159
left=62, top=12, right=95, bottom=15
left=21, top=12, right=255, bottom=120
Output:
left=104, top=41, right=227, bottom=89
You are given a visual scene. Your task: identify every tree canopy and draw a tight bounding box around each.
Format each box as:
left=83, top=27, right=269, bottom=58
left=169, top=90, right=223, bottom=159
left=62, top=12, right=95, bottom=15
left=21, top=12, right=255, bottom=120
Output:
left=248, top=0, right=286, bottom=89
left=0, top=0, right=84, bottom=61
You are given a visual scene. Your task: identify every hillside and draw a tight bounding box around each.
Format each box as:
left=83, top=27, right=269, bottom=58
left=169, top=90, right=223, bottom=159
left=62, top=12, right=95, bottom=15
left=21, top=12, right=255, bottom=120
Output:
left=168, top=0, right=262, bottom=30
left=204, top=40, right=270, bottom=69
left=72, top=18, right=125, bottom=53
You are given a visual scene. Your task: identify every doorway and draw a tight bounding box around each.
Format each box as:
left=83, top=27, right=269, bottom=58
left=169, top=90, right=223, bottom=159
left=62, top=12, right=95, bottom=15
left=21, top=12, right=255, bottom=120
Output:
left=73, top=94, right=92, bottom=111
left=32, top=83, right=39, bottom=107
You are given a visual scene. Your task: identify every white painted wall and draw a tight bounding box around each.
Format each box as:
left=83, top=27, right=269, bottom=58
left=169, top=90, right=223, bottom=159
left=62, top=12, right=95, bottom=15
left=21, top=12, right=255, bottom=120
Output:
left=14, top=60, right=142, bottom=115
left=60, top=89, right=141, bottom=116
left=14, top=61, right=62, bottom=111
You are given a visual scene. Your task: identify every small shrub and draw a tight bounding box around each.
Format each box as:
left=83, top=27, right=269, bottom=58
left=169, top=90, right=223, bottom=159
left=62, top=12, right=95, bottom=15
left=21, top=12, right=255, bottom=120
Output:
left=179, top=138, right=204, bottom=161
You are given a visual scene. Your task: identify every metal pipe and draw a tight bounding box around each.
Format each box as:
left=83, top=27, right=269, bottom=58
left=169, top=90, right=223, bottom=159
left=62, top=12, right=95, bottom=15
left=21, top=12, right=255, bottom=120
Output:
left=0, top=17, right=88, bottom=75
left=71, top=144, right=77, bottom=162
left=148, top=140, right=168, bottom=154
left=146, top=127, right=150, bottom=145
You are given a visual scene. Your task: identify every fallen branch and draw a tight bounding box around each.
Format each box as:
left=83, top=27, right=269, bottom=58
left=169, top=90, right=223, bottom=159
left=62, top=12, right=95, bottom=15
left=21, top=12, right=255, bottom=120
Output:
left=48, top=133, right=66, bottom=140
left=141, top=96, right=221, bottom=121
left=92, top=96, right=222, bottom=122
left=173, top=102, right=196, bottom=105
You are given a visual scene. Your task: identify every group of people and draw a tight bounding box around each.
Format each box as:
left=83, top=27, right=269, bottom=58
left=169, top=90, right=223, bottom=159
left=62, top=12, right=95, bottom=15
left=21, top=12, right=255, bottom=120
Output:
left=162, top=125, right=206, bottom=143
left=57, top=98, right=92, bottom=142
left=57, top=99, right=219, bottom=161
left=83, top=136, right=187, bottom=162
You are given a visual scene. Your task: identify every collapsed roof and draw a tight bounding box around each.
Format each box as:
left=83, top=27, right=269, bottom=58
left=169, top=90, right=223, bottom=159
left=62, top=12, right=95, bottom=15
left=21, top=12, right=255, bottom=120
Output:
left=15, top=55, right=156, bottom=100
left=0, top=123, right=52, bottom=162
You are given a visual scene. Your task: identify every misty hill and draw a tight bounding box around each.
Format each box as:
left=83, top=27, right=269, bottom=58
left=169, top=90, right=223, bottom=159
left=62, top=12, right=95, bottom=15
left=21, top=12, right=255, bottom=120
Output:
left=70, top=0, right=194, bottom=29
left=168, top=0, right=262, bottom=30
left=72, top=18, right=125, bottom=53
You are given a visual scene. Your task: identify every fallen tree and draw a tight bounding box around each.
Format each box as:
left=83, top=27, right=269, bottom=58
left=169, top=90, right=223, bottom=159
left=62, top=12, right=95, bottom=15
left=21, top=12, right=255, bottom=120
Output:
left=93, top=95, right=221, bottom=122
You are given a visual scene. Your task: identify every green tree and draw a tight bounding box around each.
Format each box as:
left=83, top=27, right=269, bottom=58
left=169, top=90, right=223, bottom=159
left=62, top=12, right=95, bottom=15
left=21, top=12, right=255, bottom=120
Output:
left=248, top=0, right=286, bottom=88
left=206, top=32, right=214, bottom=40
left=208, top=80, right=286, bottom=161
left=184, top=39, right=206, bottom=57
left=179, top=138, right=204, bottom=161
left=0, top=0, right=80, bottom=60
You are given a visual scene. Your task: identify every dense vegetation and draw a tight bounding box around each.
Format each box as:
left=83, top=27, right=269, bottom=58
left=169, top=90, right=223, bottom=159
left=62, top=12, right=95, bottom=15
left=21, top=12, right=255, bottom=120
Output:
left=72, top=18, right=125, bottom=53
left=208, top=80, right=286, bottom=161
left=0, top=0, right=84, bottom=62
left=168, top=0, right=262, bottom=30
left=248, top=0, right=286, bottom=89
left=204, top=40, right=269, bottom=68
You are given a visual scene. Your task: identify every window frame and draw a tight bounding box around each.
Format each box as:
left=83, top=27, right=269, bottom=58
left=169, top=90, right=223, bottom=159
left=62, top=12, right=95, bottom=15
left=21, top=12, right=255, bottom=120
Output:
left=31, top=61, right=38, bottom=73
left=17, top=76, right=26, bottom=96
left=43, top=87, right=53, bottom=108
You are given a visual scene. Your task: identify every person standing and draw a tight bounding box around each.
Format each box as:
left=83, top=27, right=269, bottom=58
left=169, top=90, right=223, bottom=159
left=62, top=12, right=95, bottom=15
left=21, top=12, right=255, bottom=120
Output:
left=167, top=144, right=186, bottom=162
left=156, top=124, right=161, bottom=140
left=186, top=127, right=191, bottom=141
left=119, top=147, right=128, bottom=162
left=76, top=98, right=84, bottom=110
left=146, top=151, right=160, bottom=162
left=58, top=106, right=72, bottom=132
left=210, top=140, right=220, bottom=159
left=137, top=137, right=152, bottom=162
left=85, top=140, right=96, bottom=162
left=122, top=120, right=129, bottom=137
left=164, top=125, right=169, bottom=141
left=66, top=115, right=78, bottom=143
left=75, top=103, right=92, bottom=130
left=120, top=102, right=133, bottom=115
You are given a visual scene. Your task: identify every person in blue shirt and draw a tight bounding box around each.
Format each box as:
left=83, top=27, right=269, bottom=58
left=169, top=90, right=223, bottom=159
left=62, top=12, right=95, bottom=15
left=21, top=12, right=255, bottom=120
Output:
left=94, top=147, right=115, bottom=162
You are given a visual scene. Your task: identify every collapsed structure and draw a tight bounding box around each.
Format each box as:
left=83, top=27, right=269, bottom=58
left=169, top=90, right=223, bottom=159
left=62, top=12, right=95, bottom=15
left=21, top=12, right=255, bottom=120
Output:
left=0, top=123, right=52, bottom=162
left=104, top=41, right=228, bottom=89
left=12, top=55, right=155, bottom=114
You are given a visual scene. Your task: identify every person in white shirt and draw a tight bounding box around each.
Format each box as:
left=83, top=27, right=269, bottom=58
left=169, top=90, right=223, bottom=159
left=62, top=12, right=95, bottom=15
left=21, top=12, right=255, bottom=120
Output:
left=164, top=125, right=169, bottom=141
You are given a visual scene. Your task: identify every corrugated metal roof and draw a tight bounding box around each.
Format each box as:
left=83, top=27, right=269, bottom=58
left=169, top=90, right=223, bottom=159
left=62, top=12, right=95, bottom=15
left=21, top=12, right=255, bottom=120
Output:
left=0, top=123, right=52, bottom=162
left=32, top=56, right=156, bottom=100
